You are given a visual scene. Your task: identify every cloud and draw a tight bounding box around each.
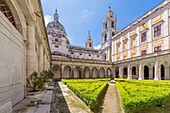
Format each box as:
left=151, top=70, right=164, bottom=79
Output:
left=81, top=9, right=90, bottom=18
left=94, top=44, right=101, bottom=49
left=44, top=15, right=53, bottom=26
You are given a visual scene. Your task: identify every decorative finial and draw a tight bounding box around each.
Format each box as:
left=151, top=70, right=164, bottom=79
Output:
left=109, top=3, right=111, bottom=9
left=88, top=30, right=90, bottom=35
left=55, top=8, right=57, bottom=12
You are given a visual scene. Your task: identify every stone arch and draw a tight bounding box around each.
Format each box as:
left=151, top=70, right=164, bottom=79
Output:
left=115, top=67, right=119, bottom=78
left=123, top=66, right=128, bottom=78
left=99, top=67, right=105, bottom=78
left=92, top=67, right=98, bottom=78
left=107, top=68, right=112, bottom=78
left=53, top=65, right=62, bottom=80
left=74, top=66, right=82, bottom=78
left=84, top=66, right=90, bottom=78
left=1, top=0, right=25, bottom=35
left=159, top=61, right=169, bottom=80
left=131, top=65, right=138, bottom=79
left=144, top=65, right=149, bottom=79
left=63, top=65, right=72, bottom=79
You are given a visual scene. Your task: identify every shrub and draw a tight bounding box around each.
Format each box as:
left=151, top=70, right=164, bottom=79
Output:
left=116, top=79, right=170, bottom=113
left=27, top=71, right=44, bottom=91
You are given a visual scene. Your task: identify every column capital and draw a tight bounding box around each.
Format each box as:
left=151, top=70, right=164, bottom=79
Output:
left=27, top=20, right=36, bottom=27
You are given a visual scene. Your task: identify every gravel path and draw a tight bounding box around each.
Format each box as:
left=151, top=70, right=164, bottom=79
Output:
left=102, top=82, right=124, bottom=113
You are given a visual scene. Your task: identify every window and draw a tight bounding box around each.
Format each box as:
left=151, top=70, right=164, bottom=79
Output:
left=71, top=52, right=74, bottom=54
left=141, top=32, right=147, bottom=42
left=105, top=23, right=107, bottom=29
left=89, top=43, right=91, bottom=47
left=112, top=21, right=114, bottom=28
left=117, top=45, right=120, bottom=52
left=154, top=45, right=161, bottom=52
left=97, top=55, right=99, bottom=57
left=104, top=34, right=107, bottom=41
left=112, top=32, right=115, bottom=36
left=154, top=25, right=161, bottom=37
left=79, top=53, right=82, bottom=55
left=0, top=0, right=16, bottom=27
left=123, top=41, right=127, bottom=50
left=141, top=50, right=147, bottom=55
left=55, top=38, right=58, bottom=42
left=55, top=45, right=58, bottom=48
left=89, top=54, right=91, bottom=56
left=131, top=37, right=136, bottom=47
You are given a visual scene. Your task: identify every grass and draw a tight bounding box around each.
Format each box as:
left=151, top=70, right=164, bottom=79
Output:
left=115, top=78, right=170, bottom=113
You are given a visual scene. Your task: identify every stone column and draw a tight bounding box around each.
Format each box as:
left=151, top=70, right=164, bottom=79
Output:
left=89, top=67, right=92, bottom=78
left=154, top=61, right=160, bottom=80
left=71, top=66, right=74, bottom=78
left=138, top=63, right=144, bottom=80
left=128, top=65, right=132, bottom=79
left=165, top=66, right=169, bottom=80
left=119, top=66, right=123, bottom=78
left=61, top=65, right=64, bottom=79
left=38, top=43, right=44, bottom=72
left=104, top=68, right=107, bottom=78
left=112, top=67, right=115, bottom=78
left=149, top=67, right=153, bottom=79
left=26, top=21, right=36, bottom=77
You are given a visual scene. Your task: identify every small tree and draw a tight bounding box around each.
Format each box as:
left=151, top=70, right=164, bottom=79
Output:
left=27, top=71, right=44, bottom=91
left=40, top=70, right=54, bottom=82
left=47, top=70, right=54, bottom=79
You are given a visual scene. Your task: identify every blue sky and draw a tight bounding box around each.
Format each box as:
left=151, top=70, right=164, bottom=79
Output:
left=41, top=0, right=163, bottom=48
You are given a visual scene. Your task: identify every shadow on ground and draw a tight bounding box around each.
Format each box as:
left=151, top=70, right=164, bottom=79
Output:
left=50, top=81, right=70, bottom=113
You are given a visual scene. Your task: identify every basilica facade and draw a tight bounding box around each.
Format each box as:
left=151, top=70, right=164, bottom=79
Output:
left=49, top=0, right=170, bottom=81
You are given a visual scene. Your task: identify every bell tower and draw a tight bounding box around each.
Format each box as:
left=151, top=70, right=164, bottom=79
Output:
left=101, top=5, right=117, bottom=61
left=85, top=31, right=93, bottom=49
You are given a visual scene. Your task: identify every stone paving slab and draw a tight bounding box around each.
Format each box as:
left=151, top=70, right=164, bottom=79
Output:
left=35, top=105, right=51, bottom=113
left=41, top=91, right=53, bottom=104
left=58, top=82, right=93, bottom=113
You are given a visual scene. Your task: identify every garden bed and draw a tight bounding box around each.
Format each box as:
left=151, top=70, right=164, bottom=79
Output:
left=115, top=79, right=170, bottom=113
left=62, top=79, right=109, bottom=112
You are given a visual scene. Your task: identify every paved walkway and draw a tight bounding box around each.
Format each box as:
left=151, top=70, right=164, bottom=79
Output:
left=102, top=82, right=124, bottom=113
left=55, top=82, right=93, bottom=113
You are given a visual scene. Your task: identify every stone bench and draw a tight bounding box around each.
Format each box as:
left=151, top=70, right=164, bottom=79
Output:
left=0, top=101, right=12, bottom=113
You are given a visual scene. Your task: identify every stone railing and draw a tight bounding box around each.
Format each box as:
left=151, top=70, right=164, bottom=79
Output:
left=52, top=56, right=112, bottom=64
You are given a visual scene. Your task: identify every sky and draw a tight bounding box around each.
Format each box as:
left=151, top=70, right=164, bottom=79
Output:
left=41, top=0, right=163, bottom=49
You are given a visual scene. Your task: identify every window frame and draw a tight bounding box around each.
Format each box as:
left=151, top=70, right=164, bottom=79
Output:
left=154, top=24, right=161, bottom=37
left=141, top=32, right=147, bottom=42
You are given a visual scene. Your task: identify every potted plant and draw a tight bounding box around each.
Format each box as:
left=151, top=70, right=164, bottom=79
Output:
left=40, top=70, right=54, bottom=88
left=26, top=71, right=44, bottom=106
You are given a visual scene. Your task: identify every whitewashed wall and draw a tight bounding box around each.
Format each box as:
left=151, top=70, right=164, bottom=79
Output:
left=0, top=12, right=25, bottom=106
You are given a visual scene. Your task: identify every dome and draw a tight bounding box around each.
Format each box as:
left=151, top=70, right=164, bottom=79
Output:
left=47, top=9, right=67, bottom=37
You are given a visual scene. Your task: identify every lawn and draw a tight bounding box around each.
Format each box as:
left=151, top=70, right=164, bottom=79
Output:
left=62, top=79, right=109, bottom=111
left=115, top=79, right=170, bottom=113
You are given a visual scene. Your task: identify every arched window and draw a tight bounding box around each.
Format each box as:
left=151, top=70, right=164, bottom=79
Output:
left=104, top=34, right=107, bottom=41
left=0, top=0, right=16, bottom=27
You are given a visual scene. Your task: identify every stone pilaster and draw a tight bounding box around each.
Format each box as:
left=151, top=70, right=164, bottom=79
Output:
left=163, top=9, right=169, bottom=50
left=127, top=65, right=132, bottom=79
left=119, top=66, right=123, bottom=78
left=38, top=43, right=44, bottom=72
left=154, top=61, right=160, bottom=80
left=138, top=63, right=144, bottom=80
left=149, top=67, right=153, bottom=79
left=26, top=21, right=36, bottom=77
left=165, top=66, right=170, bottom=80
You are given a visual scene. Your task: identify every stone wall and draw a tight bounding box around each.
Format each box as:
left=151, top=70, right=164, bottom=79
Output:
left=0, top=11, right=25, bottom=106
